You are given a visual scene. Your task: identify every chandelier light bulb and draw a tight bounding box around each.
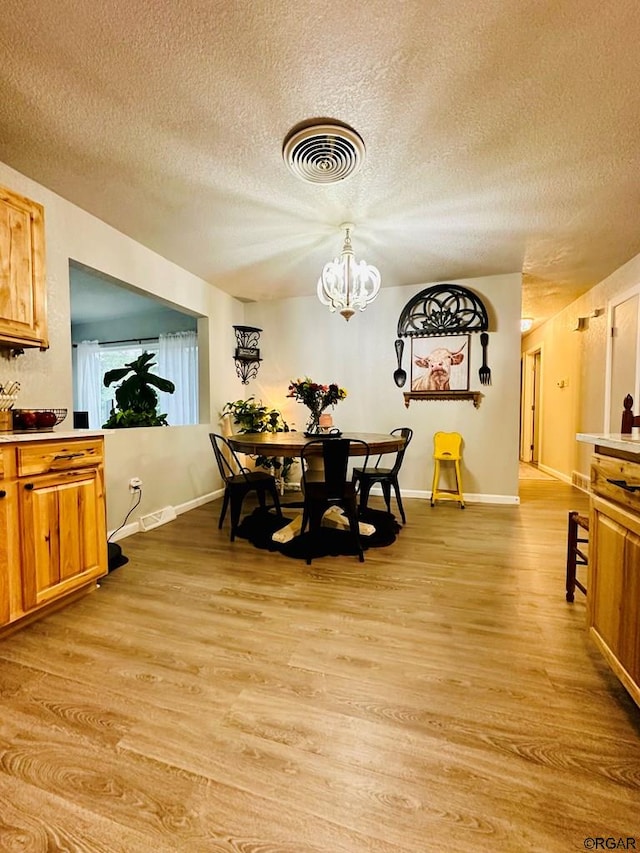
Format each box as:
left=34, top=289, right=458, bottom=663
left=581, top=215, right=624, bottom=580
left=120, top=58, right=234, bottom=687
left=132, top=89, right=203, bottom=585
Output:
left=317, top=223, right=381, bottom=321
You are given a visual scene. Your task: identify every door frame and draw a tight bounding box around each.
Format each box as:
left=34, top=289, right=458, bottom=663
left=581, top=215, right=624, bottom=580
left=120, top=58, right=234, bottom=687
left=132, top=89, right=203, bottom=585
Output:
left=520, top=342, right=544, bottom=463
left=603, top=283, right=640, bottom=433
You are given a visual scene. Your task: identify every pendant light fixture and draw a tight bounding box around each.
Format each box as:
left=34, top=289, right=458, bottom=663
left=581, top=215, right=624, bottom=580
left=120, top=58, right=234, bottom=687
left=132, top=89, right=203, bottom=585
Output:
left=317, top=223, right=381, bottom=321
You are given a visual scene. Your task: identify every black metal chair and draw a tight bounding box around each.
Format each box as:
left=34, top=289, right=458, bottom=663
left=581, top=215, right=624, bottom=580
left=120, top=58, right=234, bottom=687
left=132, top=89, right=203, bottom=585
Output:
left=209, top=433, right=282, bottom=541
left=352, top=427, right=413, bottom=524
left=300, top=437, right=370, bottom=564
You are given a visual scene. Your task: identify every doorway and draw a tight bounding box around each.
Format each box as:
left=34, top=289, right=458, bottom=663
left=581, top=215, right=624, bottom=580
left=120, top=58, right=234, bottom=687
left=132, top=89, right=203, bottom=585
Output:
left=520, top=345, right=543, bottom=465
left=604, top=287, right=640, bottom=432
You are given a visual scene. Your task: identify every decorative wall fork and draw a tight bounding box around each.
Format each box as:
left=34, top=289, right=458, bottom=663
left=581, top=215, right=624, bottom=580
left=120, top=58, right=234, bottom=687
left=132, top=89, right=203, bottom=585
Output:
left=478, top=333, right=491, bottom=385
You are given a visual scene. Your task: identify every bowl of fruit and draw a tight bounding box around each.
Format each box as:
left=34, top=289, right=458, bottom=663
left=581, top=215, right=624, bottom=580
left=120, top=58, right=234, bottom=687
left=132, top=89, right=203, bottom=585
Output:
left=12, top=408, right=68, bottom=431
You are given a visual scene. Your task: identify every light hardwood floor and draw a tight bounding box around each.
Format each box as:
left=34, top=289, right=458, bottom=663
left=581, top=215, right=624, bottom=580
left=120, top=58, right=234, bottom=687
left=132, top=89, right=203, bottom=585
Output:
left=1, top=481, right=639, bottom=852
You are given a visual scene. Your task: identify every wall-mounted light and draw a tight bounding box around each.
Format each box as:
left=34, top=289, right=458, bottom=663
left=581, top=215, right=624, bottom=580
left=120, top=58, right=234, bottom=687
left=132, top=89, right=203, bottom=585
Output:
left=233, top=325, right=262, bottom=384
left=520, top=317, right=533, bottom=333
left=571, top=317, right=589, bottom=332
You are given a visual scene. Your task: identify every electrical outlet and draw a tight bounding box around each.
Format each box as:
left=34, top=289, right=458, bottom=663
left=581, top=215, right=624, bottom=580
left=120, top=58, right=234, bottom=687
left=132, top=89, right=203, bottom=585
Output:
left=129, top=477, right=142, bottom=492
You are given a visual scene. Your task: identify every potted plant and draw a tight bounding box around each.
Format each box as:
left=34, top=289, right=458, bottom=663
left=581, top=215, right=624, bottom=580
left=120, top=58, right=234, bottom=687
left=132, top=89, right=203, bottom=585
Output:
left=221, top=396, right=294, bottom=484
left=102, top=351, right=175, bottom=428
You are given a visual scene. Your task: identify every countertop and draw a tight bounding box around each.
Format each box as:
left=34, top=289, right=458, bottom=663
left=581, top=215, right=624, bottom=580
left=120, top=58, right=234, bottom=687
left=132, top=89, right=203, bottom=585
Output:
left=577, top=432, right=640, bottom=455
left=0, top=429, right=106, bottom=443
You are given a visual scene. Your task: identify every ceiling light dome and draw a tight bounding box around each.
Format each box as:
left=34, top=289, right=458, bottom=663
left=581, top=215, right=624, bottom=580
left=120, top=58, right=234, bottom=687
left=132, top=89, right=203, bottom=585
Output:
left=283, top=121, right=366, bottom=184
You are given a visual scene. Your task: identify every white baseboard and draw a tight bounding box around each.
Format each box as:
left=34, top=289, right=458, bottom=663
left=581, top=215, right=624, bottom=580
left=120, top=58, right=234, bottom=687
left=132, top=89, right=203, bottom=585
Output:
left=107, top=521, right=140, bottom=542
left=175, top=489, right=222, bottom=515
left=392, top=488, right=520, bottom=506
left=109, top=482, right=525, bottom=542
left=108, top=489, right=223, bottom=541
left=538, top=463, right=571, bottom=484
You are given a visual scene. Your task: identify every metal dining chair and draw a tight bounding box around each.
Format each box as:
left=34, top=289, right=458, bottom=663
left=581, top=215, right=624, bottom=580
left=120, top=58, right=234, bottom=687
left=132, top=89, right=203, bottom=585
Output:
left=352, top=427, right=413, bottom=524
left=209, top=433, right=282, bottom=541
left=300, top=437, right=370, bottom=564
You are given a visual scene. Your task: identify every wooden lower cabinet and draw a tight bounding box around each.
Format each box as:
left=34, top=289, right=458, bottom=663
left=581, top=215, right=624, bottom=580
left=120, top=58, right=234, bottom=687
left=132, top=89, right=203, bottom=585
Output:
left=0, top=436, right=107, bottom=635
left=589, top=469, right=640, bottom=707
left=19, top=467, right=106, bottom=611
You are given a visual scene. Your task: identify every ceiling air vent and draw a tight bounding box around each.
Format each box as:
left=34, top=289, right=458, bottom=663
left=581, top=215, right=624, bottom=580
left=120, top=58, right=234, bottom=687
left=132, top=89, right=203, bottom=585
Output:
left=282, top=121, right=366, bottom=184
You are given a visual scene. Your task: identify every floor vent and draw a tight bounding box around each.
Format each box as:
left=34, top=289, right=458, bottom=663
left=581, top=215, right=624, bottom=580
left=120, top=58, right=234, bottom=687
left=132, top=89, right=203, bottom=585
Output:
left=571, top=471, right=590, bottom=492
left=139, top=506, right=177, bottom=532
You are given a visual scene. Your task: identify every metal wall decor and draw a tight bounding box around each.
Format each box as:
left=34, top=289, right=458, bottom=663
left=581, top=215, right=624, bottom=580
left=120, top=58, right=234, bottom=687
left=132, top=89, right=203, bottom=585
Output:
left=395, top=284, right=491, bottom=398
left=396, top=283, right=488, bottom=338
left=233, top=325, right=262, bottom=384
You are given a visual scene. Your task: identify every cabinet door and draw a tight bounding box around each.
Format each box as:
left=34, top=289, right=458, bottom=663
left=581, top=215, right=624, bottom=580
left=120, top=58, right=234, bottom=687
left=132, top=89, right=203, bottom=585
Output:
left=0, top=185, right=47, bottom=349
left=590, top=498, right=640, bottom=701
left=0, top=481, right=19, bottom=625
left=19, top=468, right=107, bottom=611
left=621, top=530, right=640, bottom=684
left=591, top=507, right=627, bottom=655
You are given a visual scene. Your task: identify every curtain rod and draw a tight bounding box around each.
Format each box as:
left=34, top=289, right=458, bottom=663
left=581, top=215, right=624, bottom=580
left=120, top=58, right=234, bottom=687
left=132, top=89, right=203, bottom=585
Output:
left=72, top=336, right=159, bottom=348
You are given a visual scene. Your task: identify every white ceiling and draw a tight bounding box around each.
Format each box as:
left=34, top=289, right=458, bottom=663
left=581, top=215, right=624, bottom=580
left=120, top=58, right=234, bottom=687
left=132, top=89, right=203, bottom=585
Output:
left=2, top=0, right=640, bottom=329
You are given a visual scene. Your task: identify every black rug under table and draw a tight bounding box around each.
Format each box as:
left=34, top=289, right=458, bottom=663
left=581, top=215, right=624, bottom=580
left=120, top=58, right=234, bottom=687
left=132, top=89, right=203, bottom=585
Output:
left=235, top=503, right=401, bottom=560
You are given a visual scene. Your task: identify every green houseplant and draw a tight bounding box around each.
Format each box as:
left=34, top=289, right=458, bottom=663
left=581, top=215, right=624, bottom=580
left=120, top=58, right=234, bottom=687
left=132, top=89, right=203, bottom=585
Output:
left=102, top=351, right=175, bottom=428
left=221, top=396, right=294, bottom=483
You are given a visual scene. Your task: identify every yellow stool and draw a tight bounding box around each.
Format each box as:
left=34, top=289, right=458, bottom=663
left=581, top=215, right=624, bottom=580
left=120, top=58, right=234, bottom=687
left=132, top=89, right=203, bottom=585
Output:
left=431, top=431, right=465, bottom=509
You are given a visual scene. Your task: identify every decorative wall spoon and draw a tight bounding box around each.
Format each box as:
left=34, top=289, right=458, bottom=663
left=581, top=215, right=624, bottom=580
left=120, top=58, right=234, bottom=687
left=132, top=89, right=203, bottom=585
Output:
left=393, top=339, right=407, bottom=387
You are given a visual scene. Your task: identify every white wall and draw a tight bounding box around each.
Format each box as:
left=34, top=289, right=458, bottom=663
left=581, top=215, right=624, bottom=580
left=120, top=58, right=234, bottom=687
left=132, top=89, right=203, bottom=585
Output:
left=246, top=272, right=522, bottom=502
left=0, top=161, right=244, bottom=530
left=522, top=251, right=640, bottom=482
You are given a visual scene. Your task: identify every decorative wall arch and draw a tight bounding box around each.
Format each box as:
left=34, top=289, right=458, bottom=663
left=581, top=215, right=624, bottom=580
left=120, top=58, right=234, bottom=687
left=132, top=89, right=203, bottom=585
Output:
left=397, top=283, right=488, bottom=338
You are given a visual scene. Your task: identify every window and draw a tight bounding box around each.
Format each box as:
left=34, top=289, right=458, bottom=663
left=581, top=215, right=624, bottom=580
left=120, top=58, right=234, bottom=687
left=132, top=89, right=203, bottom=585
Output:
left=75, top=337, right=198, bottom=428
left=70, top=260, right=203, bottom=430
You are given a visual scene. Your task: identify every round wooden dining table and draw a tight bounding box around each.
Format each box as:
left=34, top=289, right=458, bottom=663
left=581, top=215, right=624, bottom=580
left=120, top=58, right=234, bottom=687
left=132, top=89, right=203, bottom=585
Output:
left=227, top=431, right=406, bottom=457
left=226, top=431, right=406, bottom=544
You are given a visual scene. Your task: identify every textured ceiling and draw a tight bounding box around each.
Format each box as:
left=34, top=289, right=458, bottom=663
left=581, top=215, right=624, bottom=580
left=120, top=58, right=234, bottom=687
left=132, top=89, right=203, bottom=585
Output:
left=2, top=1, right=640, bottom=330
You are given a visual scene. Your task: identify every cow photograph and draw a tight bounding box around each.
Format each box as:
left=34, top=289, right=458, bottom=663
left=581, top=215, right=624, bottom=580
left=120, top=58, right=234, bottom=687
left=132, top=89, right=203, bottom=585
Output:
left=411, top=335, right=469, bottom=392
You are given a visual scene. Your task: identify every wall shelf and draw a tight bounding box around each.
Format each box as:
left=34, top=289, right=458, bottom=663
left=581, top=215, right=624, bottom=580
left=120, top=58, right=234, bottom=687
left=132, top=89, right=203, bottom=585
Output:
left=403, top=391, right=483, bottom=409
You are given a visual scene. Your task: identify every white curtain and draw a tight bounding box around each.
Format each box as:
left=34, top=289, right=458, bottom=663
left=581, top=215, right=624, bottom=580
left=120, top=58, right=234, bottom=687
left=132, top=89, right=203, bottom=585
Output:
left=157, top=331, right=199, bottom=425
left=75, top=340, right=103, bottom=428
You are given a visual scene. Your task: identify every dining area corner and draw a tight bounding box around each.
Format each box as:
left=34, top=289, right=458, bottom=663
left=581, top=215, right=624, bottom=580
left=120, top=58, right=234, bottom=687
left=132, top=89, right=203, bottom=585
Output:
left=214, top=428, right=410, bottom=564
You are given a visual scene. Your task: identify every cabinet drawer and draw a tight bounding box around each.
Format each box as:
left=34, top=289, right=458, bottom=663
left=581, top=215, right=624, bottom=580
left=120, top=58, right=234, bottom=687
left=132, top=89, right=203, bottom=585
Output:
left=591, top=453, right=640, bottom=513
left=16, top=439, right=103, bottom=477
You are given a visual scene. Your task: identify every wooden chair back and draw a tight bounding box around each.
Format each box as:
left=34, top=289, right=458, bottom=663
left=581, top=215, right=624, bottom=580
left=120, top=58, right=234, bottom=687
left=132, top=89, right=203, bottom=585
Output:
left=621, top=394, right=640, bottom=433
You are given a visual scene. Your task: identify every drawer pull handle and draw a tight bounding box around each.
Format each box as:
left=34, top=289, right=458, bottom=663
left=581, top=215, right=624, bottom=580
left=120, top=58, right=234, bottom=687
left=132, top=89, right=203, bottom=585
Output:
left=24, top=483, right=34, bottom=491
left=54, top=452, right=84, bottom=461
left=606, top=478, right=640, bottom=493
left=0, top=489, right=5, bottom=498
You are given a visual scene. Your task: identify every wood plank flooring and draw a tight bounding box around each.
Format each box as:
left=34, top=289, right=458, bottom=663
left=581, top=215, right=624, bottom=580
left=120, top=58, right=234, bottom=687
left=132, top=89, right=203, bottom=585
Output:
left=1, top=481, right=639, bottom=852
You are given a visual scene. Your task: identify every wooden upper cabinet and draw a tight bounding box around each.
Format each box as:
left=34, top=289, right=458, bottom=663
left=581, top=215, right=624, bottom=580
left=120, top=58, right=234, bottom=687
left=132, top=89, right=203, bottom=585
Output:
left=0, top=184, right=48, bottom=350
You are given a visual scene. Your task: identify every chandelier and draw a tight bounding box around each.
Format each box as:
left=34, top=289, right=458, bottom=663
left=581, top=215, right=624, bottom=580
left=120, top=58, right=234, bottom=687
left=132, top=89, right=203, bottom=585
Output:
left=317, top=223, right=381, bottom=321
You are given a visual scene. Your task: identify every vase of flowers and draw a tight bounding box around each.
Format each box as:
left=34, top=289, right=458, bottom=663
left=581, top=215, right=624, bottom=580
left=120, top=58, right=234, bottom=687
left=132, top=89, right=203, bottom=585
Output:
left=288, top=378, right=347, bottom=434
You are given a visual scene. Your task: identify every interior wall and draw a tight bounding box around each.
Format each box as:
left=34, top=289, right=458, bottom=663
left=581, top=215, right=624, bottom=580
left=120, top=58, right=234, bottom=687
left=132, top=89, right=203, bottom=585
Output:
left=245, top=272, right=522, bottom=502
left=521, top=251, right=640, bottom=480
left=0, top=160, right=244, bottom=530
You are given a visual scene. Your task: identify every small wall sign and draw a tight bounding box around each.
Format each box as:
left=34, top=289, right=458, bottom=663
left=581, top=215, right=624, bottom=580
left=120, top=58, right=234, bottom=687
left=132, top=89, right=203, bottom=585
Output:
left=235, top=346, right=260, bottom=360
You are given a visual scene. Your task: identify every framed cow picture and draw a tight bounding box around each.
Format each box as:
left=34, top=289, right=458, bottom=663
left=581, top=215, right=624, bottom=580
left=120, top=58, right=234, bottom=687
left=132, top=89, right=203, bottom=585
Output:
left=410, top=335, right=470, bottom=392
